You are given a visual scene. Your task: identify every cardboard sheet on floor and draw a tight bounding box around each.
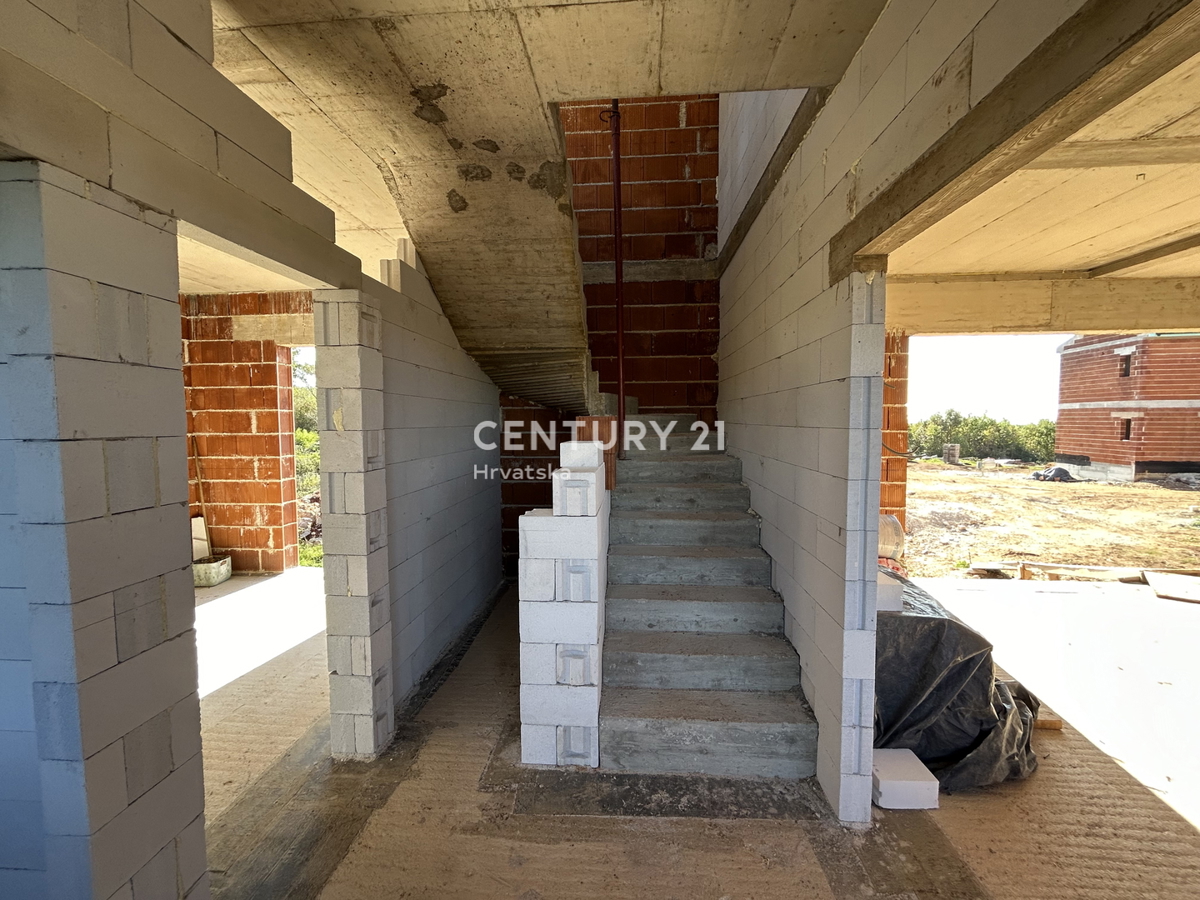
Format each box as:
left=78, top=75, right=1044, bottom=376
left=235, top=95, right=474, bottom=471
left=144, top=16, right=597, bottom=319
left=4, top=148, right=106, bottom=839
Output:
left=874, top=569, right=1041, bottom=792
left=1146, top=571, right=1200, bottom=604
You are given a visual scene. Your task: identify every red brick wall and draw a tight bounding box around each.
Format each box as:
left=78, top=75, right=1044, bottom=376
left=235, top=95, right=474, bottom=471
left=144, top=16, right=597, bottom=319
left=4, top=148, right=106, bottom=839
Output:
left=499, top=395, right=572, bottom=578
left=1057, top=334, right=1200, bottom=468
left=561, top=96, right=719, bottom=263
left=881, top=332, right=910, bottom=529
left=561, top=96, right=721, bottom=423
left=182, top=292, right=310, bottom=573
left=584, top=280, right=719, bottom=423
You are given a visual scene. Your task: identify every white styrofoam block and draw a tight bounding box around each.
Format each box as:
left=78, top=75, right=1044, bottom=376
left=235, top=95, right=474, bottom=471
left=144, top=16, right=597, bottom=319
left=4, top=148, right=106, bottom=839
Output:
left=559, top=441, right=604, bottom=468
left=556, top=558, right=601, bottom=604
left=520, top=642, right=557, bottom=684
left=557, top=724, right=599, bottom=767
left=518, top=503, right=608, bottom=559
left=552, top=464, right=604, bottom=516
left=518, top=557, right=556, bottom=601
left=520, top=683, right=600, bottom=727
left=519, top=600, right=601, bottom=645
left=521, top=723, right=557, bottom=765
left=872, top=749, right=939, bottom=809
left=877, top=572, right=903, bottom=612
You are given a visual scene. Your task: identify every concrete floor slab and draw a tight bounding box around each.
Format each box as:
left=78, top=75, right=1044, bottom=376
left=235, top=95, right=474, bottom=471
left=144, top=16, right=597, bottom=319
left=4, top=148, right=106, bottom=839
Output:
left=195, top=567, right=326, bottom=697
left=920, top=576, right=1200, bottom=830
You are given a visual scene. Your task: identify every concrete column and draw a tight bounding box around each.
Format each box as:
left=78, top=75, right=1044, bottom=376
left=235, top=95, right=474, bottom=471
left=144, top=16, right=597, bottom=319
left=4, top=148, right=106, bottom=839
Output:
left=821, top=269, right=885, bottom=823
left=0, top=161, right=207, bottom=898
left=313, top=290, right=393, bottom=758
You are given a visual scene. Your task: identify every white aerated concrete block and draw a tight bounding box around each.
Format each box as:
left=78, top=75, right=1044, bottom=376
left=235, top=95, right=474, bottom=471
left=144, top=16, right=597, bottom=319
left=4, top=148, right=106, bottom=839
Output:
left=518, top=500, right=609, bottom=560
left=560, top=441, right=604, bottom=468
left=519, top=600, right=601, bottom=645
left=877, top=572, right=903, bottom=612
left=557, top=725, right=599, bottom=767
left=872, top=749, right=939, bottom=809
left=518, top=557, right=555, bottom=601
left=556, top=642, right=601, bottom=686
left=556, top=558, right=603, bottom=604
left=520, top=642, right=557, bottom=684
left=552, top=464, right=605, bottom=516
left=521, top=723, right=558, bottom=765
left=520, top=683, right=600, bottom=727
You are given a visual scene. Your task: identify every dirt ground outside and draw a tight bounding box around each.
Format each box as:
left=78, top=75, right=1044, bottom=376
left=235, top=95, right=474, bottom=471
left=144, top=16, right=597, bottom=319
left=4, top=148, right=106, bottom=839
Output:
left=904, top=461, right=1200, bottom=578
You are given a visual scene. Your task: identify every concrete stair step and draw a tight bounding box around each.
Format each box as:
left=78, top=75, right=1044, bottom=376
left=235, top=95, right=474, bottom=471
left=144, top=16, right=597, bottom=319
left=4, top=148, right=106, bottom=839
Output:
left=616, top=454, right=741, bottom=484
left=603, top=630, right=800, bottom=691
left=625, top=413, right=697, bottom=429
left=600, top=687, right=817, bottom=778
left=608, top=544, right=772, bottom=586
left=605, top=584, right=783, bottom=634
left=609, top=510, right=760, bottom=547
left=624, top=431, right=724, bottom=454
left=612, top=482, right=751, bottom=512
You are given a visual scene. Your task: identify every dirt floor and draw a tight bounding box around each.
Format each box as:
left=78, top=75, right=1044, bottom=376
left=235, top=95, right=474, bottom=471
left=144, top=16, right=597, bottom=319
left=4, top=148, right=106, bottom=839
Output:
left=904, top=461, right=1200, bottom=577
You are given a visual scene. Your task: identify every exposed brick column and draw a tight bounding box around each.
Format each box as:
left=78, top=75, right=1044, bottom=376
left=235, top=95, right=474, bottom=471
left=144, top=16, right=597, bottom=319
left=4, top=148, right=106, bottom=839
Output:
left=881, top=331, right=910, bottom=530
left=180, top=293, right=309, bottom=572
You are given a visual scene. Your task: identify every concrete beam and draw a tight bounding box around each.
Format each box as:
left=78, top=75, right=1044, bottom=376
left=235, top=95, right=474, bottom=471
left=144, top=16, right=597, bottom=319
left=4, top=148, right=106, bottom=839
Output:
left=1026, top=136, right=1200, bottom=169
left=887, top=275, right=1200, bottom=334
left=582, top=259, right=719, bottom=284
left=830, top=0, right=1200, bottom=281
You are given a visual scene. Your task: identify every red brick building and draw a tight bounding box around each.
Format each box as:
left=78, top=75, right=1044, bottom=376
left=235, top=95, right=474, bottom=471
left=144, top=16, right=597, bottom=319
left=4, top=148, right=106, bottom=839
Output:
left=1056, top=334, right=1200, bottom=481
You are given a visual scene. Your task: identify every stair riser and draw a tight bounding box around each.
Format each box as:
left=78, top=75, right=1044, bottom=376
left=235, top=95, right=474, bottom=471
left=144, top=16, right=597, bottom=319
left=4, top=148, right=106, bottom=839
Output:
left=616, top=458, right=742, bottom=484
left=626, top=414, right=697, bottom=429
left=603, top=652, right=798, bottom=691
left=609, top=554, right=771, bottom=587
left=609, top=516, right=760, bottom=547
left=606, top=599, right=783, bottom=634
left=624, top=434, right=724, bottom=454
left=600, top=719, right=817, bottom=779
left=612, top=485, right=751, bottom=512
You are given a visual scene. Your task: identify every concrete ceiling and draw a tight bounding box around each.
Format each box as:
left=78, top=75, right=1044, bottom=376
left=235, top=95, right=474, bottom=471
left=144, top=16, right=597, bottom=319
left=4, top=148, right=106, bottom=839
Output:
left=211, top=0, right=888, bottom=411
left=891, top=50, right=1200, bottom=282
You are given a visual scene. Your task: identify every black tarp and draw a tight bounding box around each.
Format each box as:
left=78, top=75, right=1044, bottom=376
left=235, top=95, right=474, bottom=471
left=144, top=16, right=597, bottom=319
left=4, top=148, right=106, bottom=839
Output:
left=874, top=572, right=1041, bottom=792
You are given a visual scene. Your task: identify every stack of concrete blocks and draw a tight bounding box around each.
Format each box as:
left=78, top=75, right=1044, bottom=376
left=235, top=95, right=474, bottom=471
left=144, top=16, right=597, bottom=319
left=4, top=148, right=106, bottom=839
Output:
left=314, top=289, right=394, bottom=759
left=0, top=161, right=208, bottom=898
left=519, top=441, right=610, bottom=767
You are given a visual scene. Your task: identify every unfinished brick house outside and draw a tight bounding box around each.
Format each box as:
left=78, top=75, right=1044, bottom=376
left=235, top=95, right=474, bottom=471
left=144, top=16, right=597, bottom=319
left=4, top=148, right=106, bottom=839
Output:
left=4, top=0, right=1200, bottom=897
left=1056, top=334, right=1200, bottom=481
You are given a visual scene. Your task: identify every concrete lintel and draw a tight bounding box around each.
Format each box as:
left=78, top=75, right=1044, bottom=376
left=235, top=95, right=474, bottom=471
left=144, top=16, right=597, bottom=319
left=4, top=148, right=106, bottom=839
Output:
left=830, top=0, right=1200, bottom=282
left=887, top=275, right=1200, bottom=334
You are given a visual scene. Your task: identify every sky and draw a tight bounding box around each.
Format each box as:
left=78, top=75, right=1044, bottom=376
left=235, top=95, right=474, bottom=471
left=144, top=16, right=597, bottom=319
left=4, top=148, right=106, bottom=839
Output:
left=907, top=334, right=1073, bottom=424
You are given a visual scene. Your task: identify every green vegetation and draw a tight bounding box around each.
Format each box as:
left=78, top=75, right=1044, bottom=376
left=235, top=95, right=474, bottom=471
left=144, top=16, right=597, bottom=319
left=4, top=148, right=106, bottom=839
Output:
left=909, top=410, right=1056, bottom=463
left=292, top=348, right=318, bottom=432
left=295, top=428, right=320, bottom=496
left=298, top=541, right=324, bottom=567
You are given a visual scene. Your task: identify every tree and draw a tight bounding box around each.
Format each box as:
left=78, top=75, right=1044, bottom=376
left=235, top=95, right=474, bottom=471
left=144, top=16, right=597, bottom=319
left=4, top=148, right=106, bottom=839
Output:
left=909, top=410, right=1056, bottom=462
left=292, top=348, right=318, bottom=432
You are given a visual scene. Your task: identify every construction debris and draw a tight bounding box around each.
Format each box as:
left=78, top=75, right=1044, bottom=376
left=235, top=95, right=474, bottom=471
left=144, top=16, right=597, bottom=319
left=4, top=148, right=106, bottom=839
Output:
left=872, top=749, right=940, bottom=809
left=1145, top=571, right=1200, bottom=604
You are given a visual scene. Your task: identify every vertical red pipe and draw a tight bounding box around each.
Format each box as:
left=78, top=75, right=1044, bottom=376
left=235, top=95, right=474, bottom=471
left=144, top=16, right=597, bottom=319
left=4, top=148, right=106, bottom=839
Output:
left=608, top=98, right=627, bottom=459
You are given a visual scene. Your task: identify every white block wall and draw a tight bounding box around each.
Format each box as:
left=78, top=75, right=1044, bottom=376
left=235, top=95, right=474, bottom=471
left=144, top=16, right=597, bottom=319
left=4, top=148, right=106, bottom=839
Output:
left=519, top=442, right=609, bottom=768
left=0, top=161, right=208, bottom=899
left=378, top=265, right=503, bottom=713
left=717, top=88, right=807, bottom=249
left=315, top=265, right=503, bottom=757
left=717, top=0, right=1087, bottom=823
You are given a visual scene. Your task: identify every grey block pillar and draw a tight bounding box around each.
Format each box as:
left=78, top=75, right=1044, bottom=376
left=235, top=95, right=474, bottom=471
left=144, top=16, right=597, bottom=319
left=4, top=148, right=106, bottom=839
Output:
left=0, top=161, right=208, bottom=899
left=314, top=290, right=394, bottom=758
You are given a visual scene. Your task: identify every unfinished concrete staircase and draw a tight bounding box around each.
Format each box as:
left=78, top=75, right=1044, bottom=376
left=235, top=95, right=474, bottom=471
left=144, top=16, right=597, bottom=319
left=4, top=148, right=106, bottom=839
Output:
left=600, top=414, right=818, bottom=779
